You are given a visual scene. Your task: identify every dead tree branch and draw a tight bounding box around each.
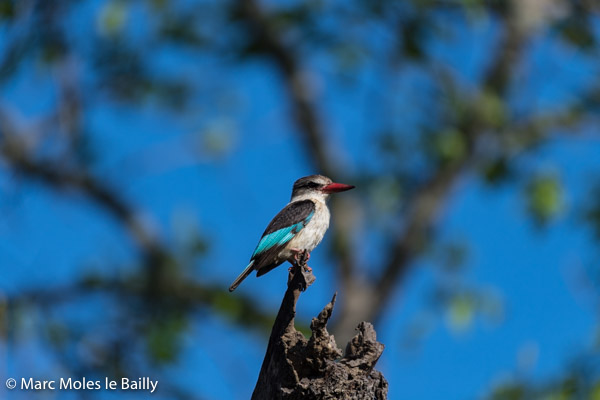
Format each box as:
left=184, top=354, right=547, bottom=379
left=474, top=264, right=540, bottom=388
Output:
left=252, top=256, right=388, bottom=400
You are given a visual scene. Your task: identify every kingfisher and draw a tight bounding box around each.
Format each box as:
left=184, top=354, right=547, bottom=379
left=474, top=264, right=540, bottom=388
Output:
left=228, top=175, right=354, bottom=292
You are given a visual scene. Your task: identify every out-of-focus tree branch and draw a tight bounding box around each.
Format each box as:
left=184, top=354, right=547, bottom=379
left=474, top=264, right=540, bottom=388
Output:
left=236, top=0, right=335, bottom=177
left=235, top=0, right=359, bottom=310
left=234, top=0, right=482, bottom=332
left=0, top=120, right=160, bottom=256
left=232, top=0, right=595, bottom=339
left=3, top=276, right=277, bottom=333
left=369, top=1, right=527, bottom=323
left=0, top=108, right=279, bottom=336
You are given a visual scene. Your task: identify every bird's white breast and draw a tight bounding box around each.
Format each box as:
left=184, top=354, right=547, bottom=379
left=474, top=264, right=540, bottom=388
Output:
left=287, top=199, right=330, bottom=254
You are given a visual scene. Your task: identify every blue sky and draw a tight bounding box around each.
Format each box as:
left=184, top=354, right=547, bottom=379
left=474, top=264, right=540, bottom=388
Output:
left=1, top=2, right=600, bottom=400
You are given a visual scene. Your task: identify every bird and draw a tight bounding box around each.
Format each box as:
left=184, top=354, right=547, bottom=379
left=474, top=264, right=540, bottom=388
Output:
left=228, top=175, right=354, bottom=292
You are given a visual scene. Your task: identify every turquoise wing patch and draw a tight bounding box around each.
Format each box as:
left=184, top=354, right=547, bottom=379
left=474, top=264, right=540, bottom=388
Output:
left=252, top=211, right=314, bottom=257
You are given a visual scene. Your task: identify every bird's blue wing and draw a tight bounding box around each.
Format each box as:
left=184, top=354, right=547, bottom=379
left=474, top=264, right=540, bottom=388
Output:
left=251, top=200, right=315, bottom=259
left=252, top=214, right=313, bottom=257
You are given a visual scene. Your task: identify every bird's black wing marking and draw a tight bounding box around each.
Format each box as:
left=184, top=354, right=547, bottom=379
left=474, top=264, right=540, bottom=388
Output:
left=251, top=200, right=315, bottom=273
left=262, top=200, right=315, bottom=235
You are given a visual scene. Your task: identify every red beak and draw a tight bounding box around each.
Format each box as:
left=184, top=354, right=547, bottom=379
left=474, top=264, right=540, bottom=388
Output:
left=321, top=182, right=355, bottom=194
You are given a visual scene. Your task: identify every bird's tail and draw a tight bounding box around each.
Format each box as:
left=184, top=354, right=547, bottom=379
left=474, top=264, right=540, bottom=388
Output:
left=229, top=261, right=255, bottom=292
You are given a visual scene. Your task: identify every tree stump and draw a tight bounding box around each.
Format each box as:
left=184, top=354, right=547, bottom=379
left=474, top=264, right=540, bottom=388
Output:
left=252, top=259, right=388, bottom=400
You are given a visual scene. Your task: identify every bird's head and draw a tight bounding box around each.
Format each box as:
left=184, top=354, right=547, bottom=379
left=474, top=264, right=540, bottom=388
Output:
left=291, top=175, right=355, bottom=202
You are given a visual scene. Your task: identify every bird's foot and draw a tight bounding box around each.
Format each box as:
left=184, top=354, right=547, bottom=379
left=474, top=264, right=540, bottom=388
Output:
left=290, top=248, right=310, bottom=266
left=286, top=251, right=315, bottom=292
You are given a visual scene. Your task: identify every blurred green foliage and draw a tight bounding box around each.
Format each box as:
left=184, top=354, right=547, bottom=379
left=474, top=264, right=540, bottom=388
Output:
left=526, top=173, right=565, bottom=226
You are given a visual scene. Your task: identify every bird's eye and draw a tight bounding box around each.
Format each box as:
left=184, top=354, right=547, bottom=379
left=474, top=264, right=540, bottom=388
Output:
left=306, top=182, right=320, bottom=189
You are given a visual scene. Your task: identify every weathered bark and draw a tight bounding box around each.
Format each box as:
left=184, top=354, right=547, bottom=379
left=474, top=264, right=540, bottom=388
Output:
left=252, top=257, right=388, bottom=400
